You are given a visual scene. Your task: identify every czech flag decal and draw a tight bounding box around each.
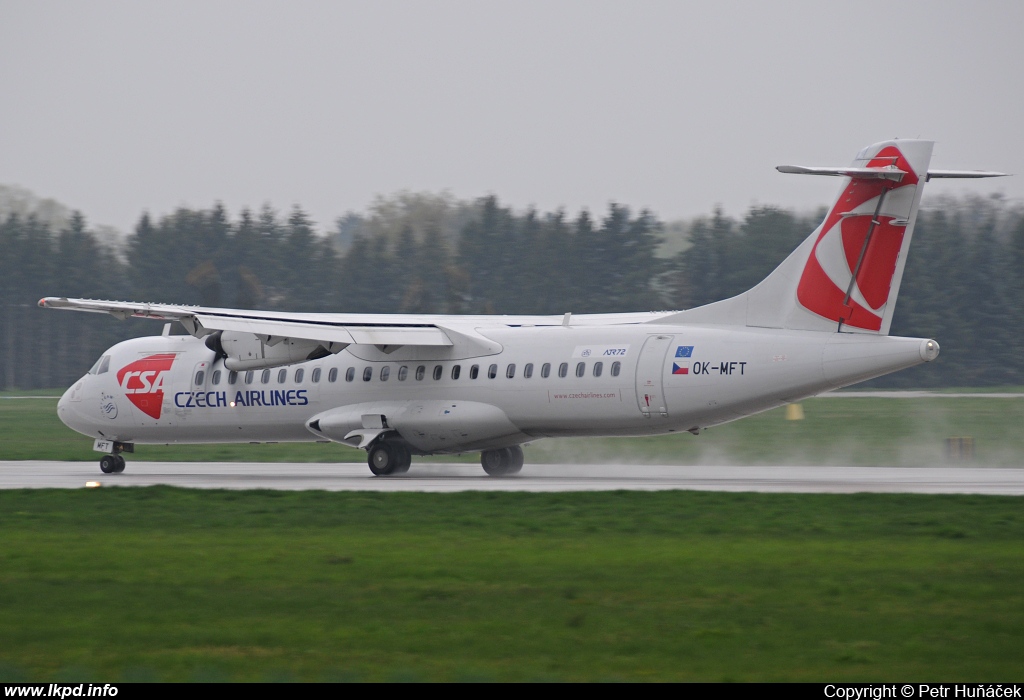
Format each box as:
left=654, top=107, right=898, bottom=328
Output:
left=672, top=363, right=689, bottom=375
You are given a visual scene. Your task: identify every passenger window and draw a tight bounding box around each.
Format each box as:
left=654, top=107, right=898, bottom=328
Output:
left=558, top=363, right=568, bottom=378
left=345, top=367, right=355, bottom=382
left=415, top=365, right=425, bottom=381
left=228, top=371, right=238, bottom=385
left=311, top=368, right=321, bottom=383
left=245, top=370, right=254, bottom=385
left=541, top=363, right=551, bottom=378
left=470, top=365, right=479, bottom=379
left=398, top=366, right=408, bottom=381
left=576, top=362, right=585, bottom=378
left=593, top=362, right=603, bottom=378
left=611, top=361, right=621, bottom=377
left=212, top=370, right=221, bottom=385
left=278, top=368, right=287, bottom=384
left=261, top=369, right=271, bottom=384
left=195, top=370, right=205, bottom=386
left=433, top=365, right=442, bottom=380
left=488, top=364, right=498, bottom=379
left=524, top=363, right=533, bottom=379
left=363, top=367, right=373, bottom=382
left=328, top=367, right=338, bottom=382
left=506, top=364, right=516, bottom=379
left=451, top=365, right=461, bottom=380
left=380, top=366, right=390, bottom=381
left=295, top=368, right=304, bottom=383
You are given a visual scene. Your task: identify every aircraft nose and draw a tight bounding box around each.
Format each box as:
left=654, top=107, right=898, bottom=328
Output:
left=57, top=385, right=73, bottom=427
left=57, top=379, right=89, bottom=435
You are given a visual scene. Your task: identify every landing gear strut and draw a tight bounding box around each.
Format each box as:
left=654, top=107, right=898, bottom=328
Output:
left=480, top=445, right=524, bottom=477
left=99, top=454, right=125, bottom=474
left=367, top=441, right=412, bottom=476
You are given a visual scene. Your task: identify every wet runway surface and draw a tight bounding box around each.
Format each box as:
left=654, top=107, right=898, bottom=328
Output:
left=2, top=461, right=1023, bottom=494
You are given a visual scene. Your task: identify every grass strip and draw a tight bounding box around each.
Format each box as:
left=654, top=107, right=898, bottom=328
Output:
left=0, top=488, right=1020, bottom=681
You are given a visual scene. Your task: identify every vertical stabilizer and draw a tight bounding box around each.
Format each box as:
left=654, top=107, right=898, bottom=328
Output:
left=662, top=140, right=934, bottom=335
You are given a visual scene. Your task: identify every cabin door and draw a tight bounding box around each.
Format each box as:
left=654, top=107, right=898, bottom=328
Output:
left=634, top=334, right=673, bottom=417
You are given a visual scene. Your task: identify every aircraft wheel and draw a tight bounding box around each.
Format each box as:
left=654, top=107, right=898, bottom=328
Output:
left=505, top=445, right=524, bottom=475
left=113, top=455, right=126, bottom=473
left=368, top=442, right=400, bottom=476
left=481, top=448, right=518, bottom=477
left=99, top=455, right=118, bottom=474
left=391, top=445, right=412, bottom=475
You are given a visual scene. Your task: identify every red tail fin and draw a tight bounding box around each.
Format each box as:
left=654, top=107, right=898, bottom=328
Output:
left=796, top=144, right=925, bottom=331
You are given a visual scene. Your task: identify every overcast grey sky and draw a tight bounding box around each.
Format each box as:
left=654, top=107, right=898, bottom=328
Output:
left=1, top=0, right=1021, bottom=232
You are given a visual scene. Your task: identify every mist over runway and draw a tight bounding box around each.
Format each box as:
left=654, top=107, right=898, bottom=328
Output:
left=2, top=461, right=1023, bottom=495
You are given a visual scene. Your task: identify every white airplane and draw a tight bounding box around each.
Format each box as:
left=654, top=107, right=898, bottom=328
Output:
left=42, top=139, right=1005, bottom=476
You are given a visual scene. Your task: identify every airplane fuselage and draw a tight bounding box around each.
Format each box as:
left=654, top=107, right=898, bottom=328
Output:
left=58, top=322, right=938, bottom=452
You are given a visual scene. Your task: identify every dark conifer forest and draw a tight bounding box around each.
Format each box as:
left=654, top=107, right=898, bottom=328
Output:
left=2, top=192, right=1021, bottom=389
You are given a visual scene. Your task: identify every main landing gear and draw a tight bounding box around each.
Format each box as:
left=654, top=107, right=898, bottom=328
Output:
left=364, top=441, right=526, bottom=477
left=367, top=441, right=412, bottom=476
left=480, top=446, right=524, bottom=477
left=99, top=454, right=126, bottom=474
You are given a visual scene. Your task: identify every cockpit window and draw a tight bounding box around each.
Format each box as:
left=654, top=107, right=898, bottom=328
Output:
left=89, top=355, right=111, bottom=375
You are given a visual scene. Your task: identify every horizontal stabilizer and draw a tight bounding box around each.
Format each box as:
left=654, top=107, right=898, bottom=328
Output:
left=779, top=165, right=1008, bottom=182
left=776, top=165, right=909, bottom=181
left=925, top=169, right=1008, bottom=180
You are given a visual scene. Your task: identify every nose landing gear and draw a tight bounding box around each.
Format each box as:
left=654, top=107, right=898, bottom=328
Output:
left=99, top=454, right=126, bottom=474
left=95, top=440, right=132, bottom=474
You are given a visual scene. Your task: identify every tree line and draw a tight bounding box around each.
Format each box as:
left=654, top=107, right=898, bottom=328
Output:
left=1, top=191, right=1022, bottom=389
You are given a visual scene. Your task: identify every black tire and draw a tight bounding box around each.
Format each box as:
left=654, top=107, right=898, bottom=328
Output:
left=99, top=455, right=118, bottom=474
left=481, top=448, right=512, bottom=477
left=391, top=445, right=412, bottom=475
left=505, top=445, right=524, bottom=475
left=113, top=455, right=126, bottom=473
left=368, top=442, right=399, bottom=476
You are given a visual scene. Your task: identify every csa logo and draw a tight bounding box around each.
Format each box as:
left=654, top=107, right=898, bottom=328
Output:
left=116, top=353, right=176, bottom=419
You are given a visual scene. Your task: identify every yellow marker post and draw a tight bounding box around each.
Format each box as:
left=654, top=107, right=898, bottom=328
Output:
left=785, top=403, right=805, bottom=421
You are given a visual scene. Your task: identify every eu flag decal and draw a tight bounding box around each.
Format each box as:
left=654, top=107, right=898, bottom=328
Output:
left=672, top=363, right=689, bottom=375
left=675, top=346, right=694, bottom=358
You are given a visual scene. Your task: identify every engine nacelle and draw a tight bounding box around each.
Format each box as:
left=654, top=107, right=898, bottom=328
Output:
left=306, top=400, right=527, bottom=453
left=205, top=330, right=346, bottom=371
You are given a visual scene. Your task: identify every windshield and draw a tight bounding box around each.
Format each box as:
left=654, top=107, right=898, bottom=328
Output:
left=88, top=355, right=111, bottom=375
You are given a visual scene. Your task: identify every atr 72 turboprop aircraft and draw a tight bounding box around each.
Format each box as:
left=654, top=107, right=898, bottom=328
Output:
left=42, top=140, right=1005, bottom=476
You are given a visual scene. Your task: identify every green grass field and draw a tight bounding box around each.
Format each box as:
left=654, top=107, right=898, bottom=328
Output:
left=4, top=393, right=1023, bottom=466
left=0, top=488, right=1021, bottom=682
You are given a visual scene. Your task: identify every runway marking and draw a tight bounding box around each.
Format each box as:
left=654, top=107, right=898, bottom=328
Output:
left=2, top=461, right=1024, bottom=495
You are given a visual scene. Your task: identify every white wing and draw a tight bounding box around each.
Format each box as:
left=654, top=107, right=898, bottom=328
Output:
left=39, top=297, right=669, bottom=353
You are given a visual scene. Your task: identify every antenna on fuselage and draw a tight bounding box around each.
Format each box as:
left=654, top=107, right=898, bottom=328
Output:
left=561, top=312, right=572, bottom=328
